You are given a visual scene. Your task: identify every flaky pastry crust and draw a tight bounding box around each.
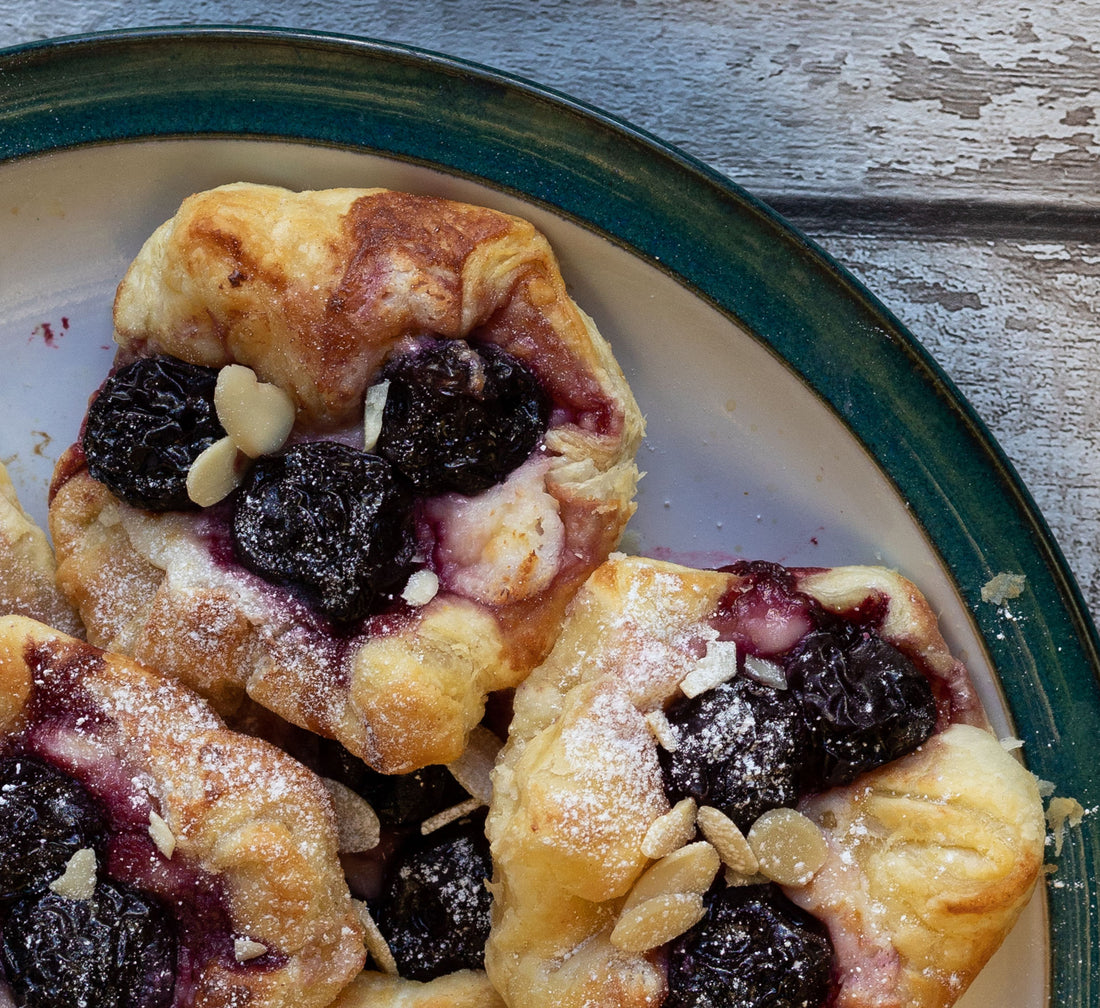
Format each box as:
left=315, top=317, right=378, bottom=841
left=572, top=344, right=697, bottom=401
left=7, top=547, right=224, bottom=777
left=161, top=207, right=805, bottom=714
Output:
left=0, top=614, right=366, bottom=1008
left=485, top=555, right=1045, bottom=1008
left=49, top=182, right=643, bottom=773
left=330, top=968, right=506, bottom=1008
left=0, top=463, right=81, bottom=636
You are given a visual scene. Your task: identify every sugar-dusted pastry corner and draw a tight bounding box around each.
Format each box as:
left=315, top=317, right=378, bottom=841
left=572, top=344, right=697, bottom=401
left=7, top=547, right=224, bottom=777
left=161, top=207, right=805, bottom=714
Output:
left=486, top=554, right=1046, bottom=1008
left=50, top=182, right=643, bottom=774
left=0, top=614, right=366, bottom=1008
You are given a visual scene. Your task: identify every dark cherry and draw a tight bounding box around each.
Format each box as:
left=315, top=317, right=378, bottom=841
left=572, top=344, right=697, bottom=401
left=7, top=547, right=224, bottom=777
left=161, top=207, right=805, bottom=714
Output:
left=665, top=883, right=833, bottom=1008
left=83, top=356, right=225, bottom=511
left=371, top=812, right=493, bottom=981
left=0, top=756, right=107, bottom=900
left=1, top=880, right=177, bottom=1008
left=658, top=678, right=810, bottom=833
left=374, top=336, right=550, bottom=497
left=315, top=739, right=469, bottom=827
left=231, top=441, right=418, bottom=624
left=785, top=620, right=937, bottom=790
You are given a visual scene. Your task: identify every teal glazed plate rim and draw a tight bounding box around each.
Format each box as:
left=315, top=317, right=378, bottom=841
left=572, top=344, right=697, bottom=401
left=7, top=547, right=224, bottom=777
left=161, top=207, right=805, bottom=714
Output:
left=1, top=25, right=1097, bottom=1006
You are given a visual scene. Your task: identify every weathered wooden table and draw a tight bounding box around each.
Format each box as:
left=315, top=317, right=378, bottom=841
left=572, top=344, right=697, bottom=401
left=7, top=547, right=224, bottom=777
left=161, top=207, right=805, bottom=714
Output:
left=6, top=0, right=1099, bottom=630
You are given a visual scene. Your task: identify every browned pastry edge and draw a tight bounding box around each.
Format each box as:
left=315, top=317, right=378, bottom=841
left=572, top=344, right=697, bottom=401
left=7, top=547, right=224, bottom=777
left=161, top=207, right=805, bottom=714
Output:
left=48, top=183, right=644, bottom=774
left=485, top=555, right=1046, bottom=1008
left=0, top=614, right=367, bottom=1008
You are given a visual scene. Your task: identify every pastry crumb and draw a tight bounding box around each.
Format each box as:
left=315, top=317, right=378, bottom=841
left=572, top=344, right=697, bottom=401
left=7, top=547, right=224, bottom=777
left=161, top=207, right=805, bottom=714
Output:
left=981, top=572, right=1026, bottom=605
left=1046, top=795, right=1085, bottom=856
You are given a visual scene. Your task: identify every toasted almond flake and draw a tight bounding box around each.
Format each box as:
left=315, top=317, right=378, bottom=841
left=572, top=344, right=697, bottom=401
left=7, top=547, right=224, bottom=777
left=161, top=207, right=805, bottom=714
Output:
left=215, top=364, right=296, bottom=458
left=421, top=797, right=483, bottom=835
left=446, top=725, right=502, bottom=805
left=354, top=900, right=399, bottom=974
left=610, top=892, right=706, bottom=952
left=697, top=805, right=759, bottom=875
left=644, top=709, right=679, bottom=752
left=679, top=639, right=738, bottom=698
left=148, top=809, right=176, bottom=859
left=49, top=848, right=97, bottom=900
left=322, top=778, right=381, bottom=853
left=623, top=841, right=720, bottom=913
left=401, top=568, right=440, bottom=607
left=234, top=937, right=268, bottom=962
left=747, top=807, right=828, bottom=887
left=186, top=436, right=245, bottom=507
left=641, top=798, right=697, bottom=859
left=742, top=654, right=787, bottom=689
left=362, top=380, right=391, bottom=452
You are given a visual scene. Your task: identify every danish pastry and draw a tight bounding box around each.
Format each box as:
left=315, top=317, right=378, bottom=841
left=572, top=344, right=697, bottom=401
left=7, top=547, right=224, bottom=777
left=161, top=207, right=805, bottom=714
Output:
left=485, top=555, right=1046, bottom=1008
left=48, top=182, right=643, bottom=773
left=0, top=614, right=366, bottom=1008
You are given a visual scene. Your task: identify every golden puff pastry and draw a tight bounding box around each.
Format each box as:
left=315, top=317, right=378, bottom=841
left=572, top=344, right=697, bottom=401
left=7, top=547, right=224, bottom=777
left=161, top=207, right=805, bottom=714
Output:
left=0, top=461, right=80, bottom=636
left=0, top=614, right=366, bottom=1008
left=485, top=555, right=1045, bottom=1008
left=331, top=969, right=506, bottom=1008
left=49, top=182, right=643, bottom=773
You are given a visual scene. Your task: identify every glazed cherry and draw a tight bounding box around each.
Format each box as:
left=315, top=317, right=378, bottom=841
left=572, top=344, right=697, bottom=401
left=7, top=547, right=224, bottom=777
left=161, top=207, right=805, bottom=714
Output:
left=1, top=880, right=177, bottom=1008
left=83, top=356, right=225, bottom=511
left=658, top=678, right=810, bottom=833
left=665, top=883, right=833, bottom=1008
left=371, top=812, right=493, bottom=981
left=785, top=620, right=937, bottom=789
left=0, top=756, right=107, bottom=900
left=374, top=337, right=550, bottom=497
left=231, top=441, right=418, bottom=623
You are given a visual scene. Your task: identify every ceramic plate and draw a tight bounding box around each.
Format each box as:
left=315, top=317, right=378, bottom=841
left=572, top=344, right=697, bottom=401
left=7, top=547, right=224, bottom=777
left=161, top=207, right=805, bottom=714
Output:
left=1, top=26, right=1096, bottom=1007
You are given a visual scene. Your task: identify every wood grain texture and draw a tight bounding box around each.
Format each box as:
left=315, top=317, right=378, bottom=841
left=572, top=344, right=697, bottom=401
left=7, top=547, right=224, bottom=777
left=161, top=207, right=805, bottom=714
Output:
left=5, top=0, right=1100, bottom=626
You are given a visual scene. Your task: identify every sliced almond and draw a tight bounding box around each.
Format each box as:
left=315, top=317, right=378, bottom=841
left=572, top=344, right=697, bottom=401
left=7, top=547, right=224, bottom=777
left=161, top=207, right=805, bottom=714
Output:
left=49, top=848, right=97, bottom=901
left=322, top=778, right=381, bottom=853
left=747, top=807, right=828, bottom=887
left=362, top=380, right=390, bottom=453
left=742, top=653, right=787, bottom=689
left=610, top=892, right=706, bottom=952
left=446, top=725, right=502, bottom=806
left=679, top=639, right=738, bottom=698
left=186, top=435, right=245, bottom=507
left=401, top=568, right=440, bottom=607
left=697, top=805, right=759, bottom=876
left=644, top=708, right=679, bottom=752
left=234, top=937, right=268, bottom=962
left=215, top=363, right=295, bottom=458
left=353, top=900, right=398, bottom=975
left=421, top=797, right=483, bottom=835
left=641, top=797, right=697, bottom=859
left=724, top=867, right=771, bottom=887
left=148, top=809, right=176, bottom=859
left=623, top=840, right=720, bottom=914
